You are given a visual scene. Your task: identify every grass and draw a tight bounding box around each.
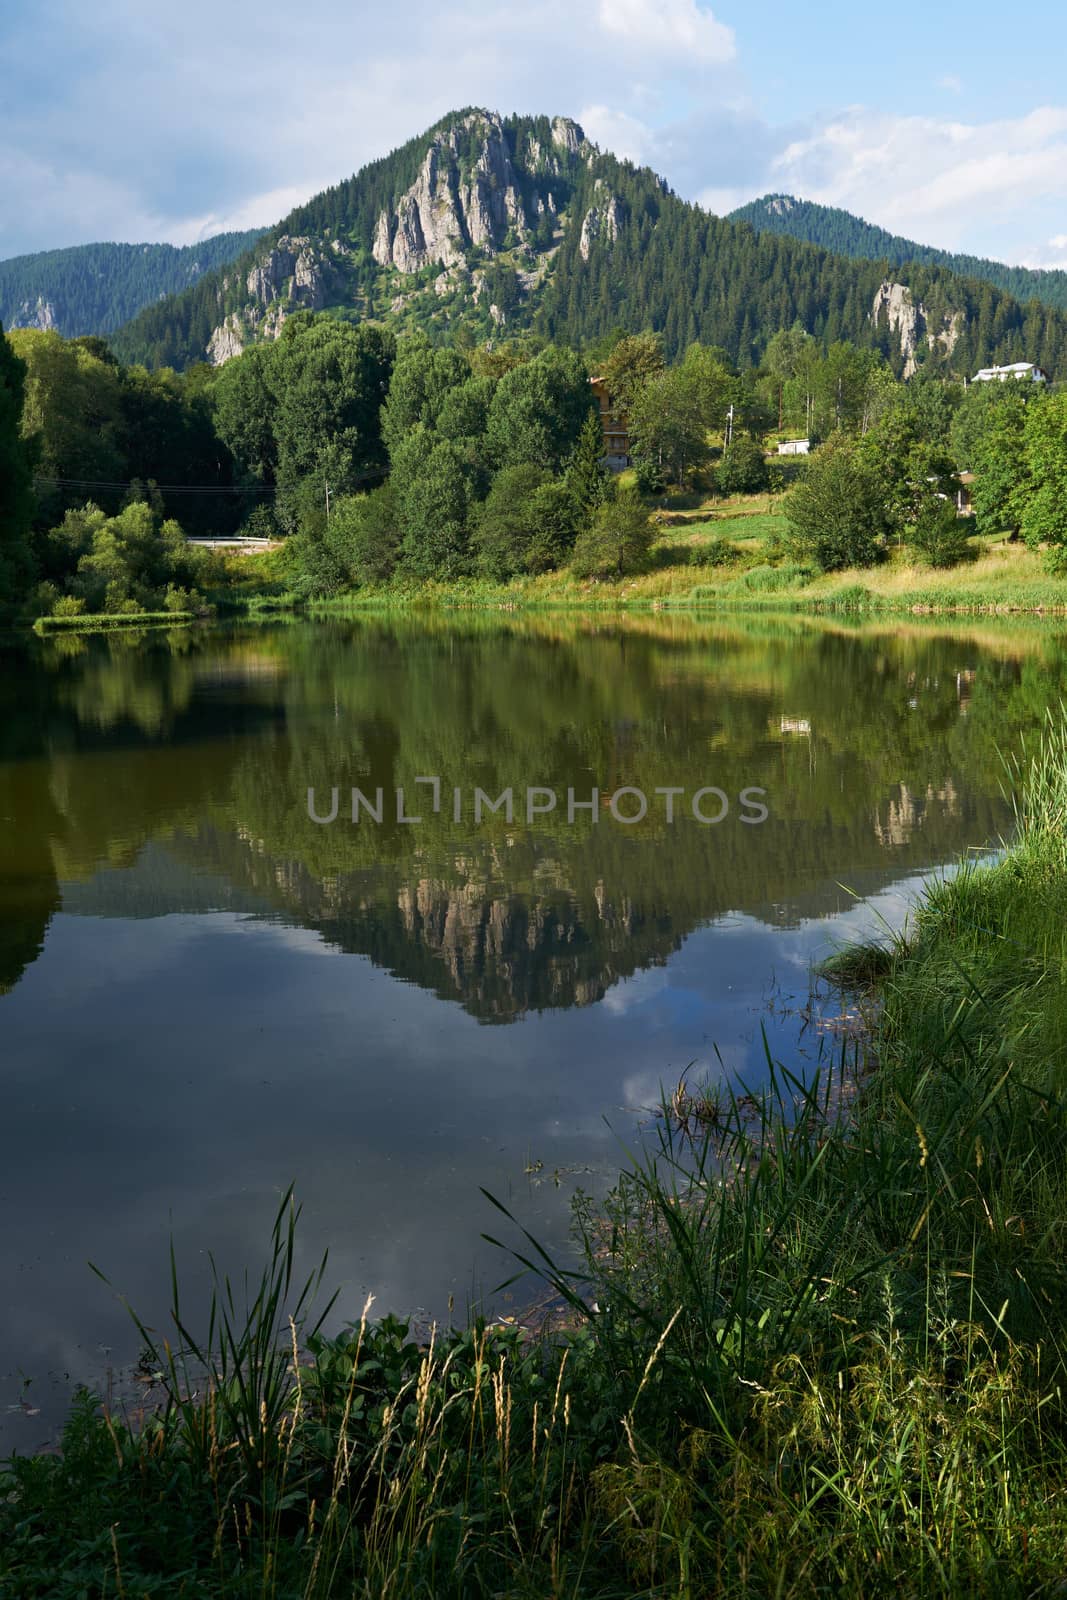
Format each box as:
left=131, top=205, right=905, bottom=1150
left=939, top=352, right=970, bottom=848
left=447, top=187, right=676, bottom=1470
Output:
left=9, top=727, right=1067, bottom=1595
left=213, top=489, right=1067, bottom=618
left=33, top=609, right=197, bottom=633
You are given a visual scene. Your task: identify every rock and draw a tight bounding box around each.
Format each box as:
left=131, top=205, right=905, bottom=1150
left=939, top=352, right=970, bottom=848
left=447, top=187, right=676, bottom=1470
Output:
left=872, top=280, right=966, bottom=378
left=371, top=109, right=531, bottom=274
left=579, top=182, right=623, bottom=261
left=13, top=296, right=58, bottom=331
left=372, top=208, right=394, bottom=267
left=551, top=116, right=585, bottom=155
left=207, top=314, right=245, bottom=365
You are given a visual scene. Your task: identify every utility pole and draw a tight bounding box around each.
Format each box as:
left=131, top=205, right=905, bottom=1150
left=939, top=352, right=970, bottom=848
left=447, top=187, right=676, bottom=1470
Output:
left=325, top=479, right=331, bottom=523
left=725, top=404, right=734, bottom=449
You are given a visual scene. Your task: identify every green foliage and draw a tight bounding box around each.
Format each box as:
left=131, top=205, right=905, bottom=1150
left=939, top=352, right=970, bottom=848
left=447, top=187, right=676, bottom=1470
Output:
left=907, top=498, right=975, bottom=567
left=731, top=191, right=1067, bottom=314
left=40, top=500, right=213, bottom=614
left=471, top=466, right=580, bottom=579
left=785, top=437, right=890, bottom=570
left=0, top=230, right=265, bottom=339
left=484, top=346, right=592, bottom=472
left=571, top=485, right=652, bottom=577
left=565, top=410, right=610, bottom=525
left=968, top=387, right=1029, bottom=536
left=629, top=344, right=733, bottom=486
left=595, top=330, right=665, bottom=410
left=716, top=435, right=769, bottom=494
left=10, top=328, right=239, bottom=537
left=326, top=484, right=402, bottom=585
left=211, top=342, right=278, bottom=483
left=1020, top=389, right=1067, bottom=555
left=394, top=432, right=475, bottom=578
left=0, top=325, right=36, bottom=609
left=857, top=398, right=959, bottom=535
left=380, top=337, right=471, bottom=459
left=272, top=319, right=396, bottom=510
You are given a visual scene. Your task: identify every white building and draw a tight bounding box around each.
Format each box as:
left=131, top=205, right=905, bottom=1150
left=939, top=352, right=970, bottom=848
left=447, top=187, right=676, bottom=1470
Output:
left=777, top=439, right=811, bottom=456
left=971, top=362, right=1048, bottom=384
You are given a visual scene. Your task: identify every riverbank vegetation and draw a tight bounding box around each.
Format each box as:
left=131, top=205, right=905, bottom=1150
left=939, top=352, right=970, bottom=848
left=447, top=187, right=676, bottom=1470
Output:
left=3, top=311, right=1067, bottom=626
left=4, top=719, right=1067, bottom=1596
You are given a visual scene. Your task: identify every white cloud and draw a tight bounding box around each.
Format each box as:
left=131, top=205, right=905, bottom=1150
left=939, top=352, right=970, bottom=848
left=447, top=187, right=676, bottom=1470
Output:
left=2, top=1, right=1066, bottom=270
left=597, top=0, right=735, bottom=63
left=162, top=185, right=319, bottom=246
left=937, top=73, right=963, bottom=94
left=768, top=106, right=1067, bottom=257
left=577, top=104, right=655, bottom=167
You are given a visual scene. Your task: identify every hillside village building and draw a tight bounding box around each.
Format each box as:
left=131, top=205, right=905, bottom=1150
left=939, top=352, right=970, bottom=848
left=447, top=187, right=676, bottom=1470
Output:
left=589, top=376, right=630, bottom=469
left=972, top=362, right=1048, bottom=384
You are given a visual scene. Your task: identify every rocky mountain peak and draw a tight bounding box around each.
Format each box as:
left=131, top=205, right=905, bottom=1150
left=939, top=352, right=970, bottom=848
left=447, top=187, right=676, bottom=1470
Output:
left=371, top=109, right=532, bottom=274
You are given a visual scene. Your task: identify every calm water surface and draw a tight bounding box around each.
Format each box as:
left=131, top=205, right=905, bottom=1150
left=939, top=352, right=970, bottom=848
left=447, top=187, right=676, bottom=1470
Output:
left=2, top=611, right=1064, bottom=1446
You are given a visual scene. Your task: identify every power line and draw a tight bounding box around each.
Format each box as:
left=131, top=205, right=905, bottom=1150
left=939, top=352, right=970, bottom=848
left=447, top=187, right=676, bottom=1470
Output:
left=33, top=475, right=276, bottom=495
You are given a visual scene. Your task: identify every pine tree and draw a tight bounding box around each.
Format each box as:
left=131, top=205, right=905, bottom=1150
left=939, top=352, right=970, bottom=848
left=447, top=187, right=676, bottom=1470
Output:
left=566, top=411, right=608, bottom=527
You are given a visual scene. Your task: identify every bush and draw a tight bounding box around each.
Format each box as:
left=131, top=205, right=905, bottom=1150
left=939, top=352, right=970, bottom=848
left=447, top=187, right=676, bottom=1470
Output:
left=632, top=455, right=666, bottom=495
left=328, top=485, right=401, bottom=586
left=907, top=498, right=975, bottom=568
left=51, top=592, right=86, bottom=618
left=785, top=438, right=890, bottom=571
left=570, top=487, right=653, bottom=578
left=692, top=537, right=735, bottom=568
left=740, top=561, right=812, bottom=592
left=715, top=436, right=769, bottom=495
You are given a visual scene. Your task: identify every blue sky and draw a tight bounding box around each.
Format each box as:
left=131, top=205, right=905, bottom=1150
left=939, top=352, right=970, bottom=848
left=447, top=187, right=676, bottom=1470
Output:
left=3, top=0, right=1067, bottom=268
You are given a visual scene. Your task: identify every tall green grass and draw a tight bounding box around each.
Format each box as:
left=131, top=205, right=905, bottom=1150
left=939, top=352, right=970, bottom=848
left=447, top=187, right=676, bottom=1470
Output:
left=6, top=724, right=1067, bottom=1595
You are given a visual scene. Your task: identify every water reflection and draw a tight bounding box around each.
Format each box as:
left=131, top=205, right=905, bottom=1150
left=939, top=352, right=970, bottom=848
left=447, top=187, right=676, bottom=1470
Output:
left=3, top=614, right=1056, bottom=1011
left=1, top=613, right=1064, bottom=1445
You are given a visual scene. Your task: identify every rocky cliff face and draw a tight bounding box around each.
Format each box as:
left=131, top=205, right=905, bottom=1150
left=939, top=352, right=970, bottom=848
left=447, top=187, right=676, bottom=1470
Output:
left=13, top=295, right=58, bottom=331
left=206, top=236, right=331, bottom=362
left=370, top=110, right=581, bottom=275
left=579, top=180, right=623, bottom=261
left=872, top=280, right=963, bottom=377
left=204, top=109, right=608, bottom=365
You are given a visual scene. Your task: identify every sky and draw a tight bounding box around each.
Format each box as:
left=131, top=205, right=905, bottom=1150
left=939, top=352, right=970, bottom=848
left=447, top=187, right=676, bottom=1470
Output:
left=3, top=0, right=1067, bottom=268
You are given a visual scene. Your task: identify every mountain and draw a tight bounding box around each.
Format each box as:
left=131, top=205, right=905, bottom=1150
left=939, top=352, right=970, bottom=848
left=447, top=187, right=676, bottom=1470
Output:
left=728, top=194, right=1067, bottom=314
left=109, top=109, right=1067, bottom=378
left=0, top=231, right=266, bottom=339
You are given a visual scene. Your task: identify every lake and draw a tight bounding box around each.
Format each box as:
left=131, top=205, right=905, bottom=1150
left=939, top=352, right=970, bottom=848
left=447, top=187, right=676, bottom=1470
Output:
left=2, top=610, right=1063, bottom=1448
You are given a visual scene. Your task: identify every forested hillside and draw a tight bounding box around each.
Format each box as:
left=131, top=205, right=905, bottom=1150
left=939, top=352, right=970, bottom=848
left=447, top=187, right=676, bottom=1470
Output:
left=728, top=194, right=1067, bottom=313
left=108, top=109, right=1067, bottom=380
left=0, top=231, right=266, bottom=338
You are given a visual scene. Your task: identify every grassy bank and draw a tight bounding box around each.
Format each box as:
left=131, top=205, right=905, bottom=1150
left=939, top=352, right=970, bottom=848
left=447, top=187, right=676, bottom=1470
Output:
left=230, top=513, right=1067, bottom=617
left=33, top=609, right=197, bottom=634
left=6, top=726, right=1067, bottom=1596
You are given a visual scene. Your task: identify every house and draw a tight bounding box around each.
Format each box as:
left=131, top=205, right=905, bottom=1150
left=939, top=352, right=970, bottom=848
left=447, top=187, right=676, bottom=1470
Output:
left=777, top=439, right=810, bottom=456
left=589, top=376, right=630, bottom=470
left=971, top=361, right=1048, bottom=384
left=957, top=471, right=976, bottom=516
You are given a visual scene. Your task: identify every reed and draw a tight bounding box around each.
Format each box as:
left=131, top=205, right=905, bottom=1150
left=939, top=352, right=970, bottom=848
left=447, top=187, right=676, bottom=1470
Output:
left=6, top=727, right=1067, bottom=1596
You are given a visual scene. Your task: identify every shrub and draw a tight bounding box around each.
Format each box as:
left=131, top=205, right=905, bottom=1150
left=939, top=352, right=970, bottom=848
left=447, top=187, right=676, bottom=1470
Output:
left=328, top=485, right=401, bottom=586
left=907, top=498, right=975, bottom=568
left=715, top=436, right=769, bottom=495
left=52, top=593, right=86, bottom=618
left=692, top=537, right=735, bottom=568
left=740, top=561, right=812, bottom=592
left=785, top=438, right=890, bottom=571
left=571, top=487, right=653, bottom=578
